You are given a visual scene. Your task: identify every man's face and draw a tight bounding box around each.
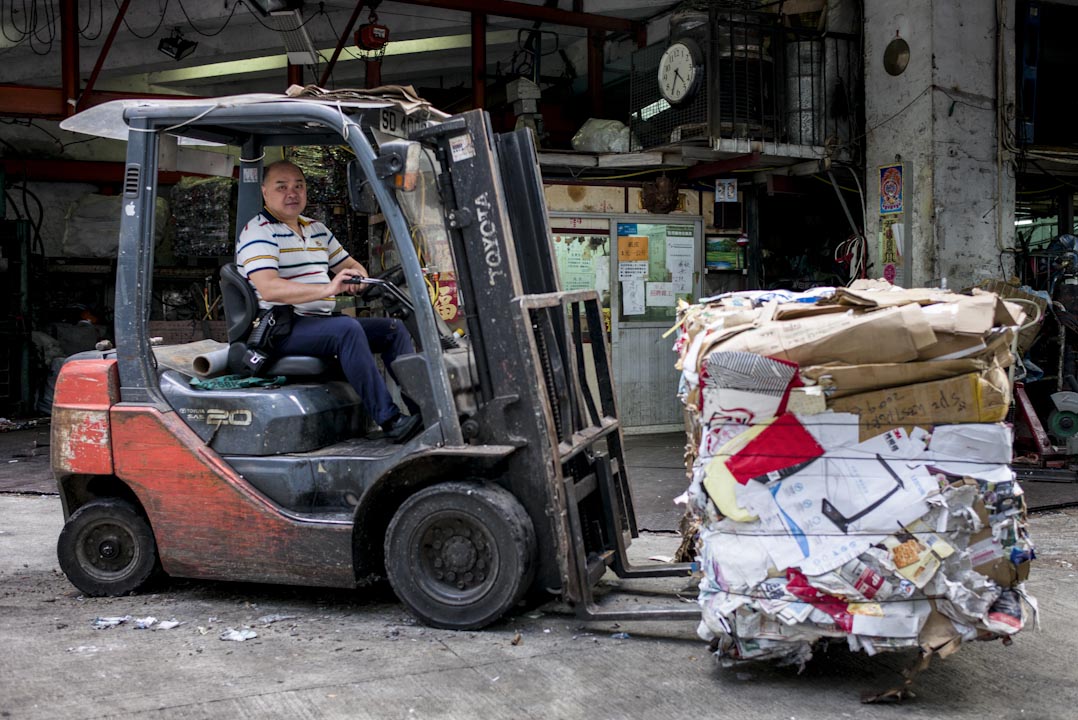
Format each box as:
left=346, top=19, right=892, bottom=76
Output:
left=262, top=164, right=307, bottom=223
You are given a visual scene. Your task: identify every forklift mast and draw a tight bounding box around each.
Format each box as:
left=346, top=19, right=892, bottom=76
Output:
left=412, top=112, right=694, bottom=615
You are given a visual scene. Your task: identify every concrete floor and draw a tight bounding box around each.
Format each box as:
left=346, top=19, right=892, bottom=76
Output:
left=1, top=427, right=1078, bottom=718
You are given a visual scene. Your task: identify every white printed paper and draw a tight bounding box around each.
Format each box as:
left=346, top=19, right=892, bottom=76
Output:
left=666, top=236, right=695, bottom=293
left=621, top=279, right=645, bottom=315
left=738, top=452, right=935, bottom=575
left=595, top=257, right=610, bottom=294
left=618, top=261, right=648, bottom=280
left=647, top=282, right=676, bottom=307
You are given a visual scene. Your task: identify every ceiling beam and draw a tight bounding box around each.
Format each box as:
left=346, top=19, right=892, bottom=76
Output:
left=0, top=157, right=189, bottom=184
left=686, top=152, right=761, bottom=181
left=0, top=85, right=194, bottom=120
left=389, top=0, right=641, bottom=34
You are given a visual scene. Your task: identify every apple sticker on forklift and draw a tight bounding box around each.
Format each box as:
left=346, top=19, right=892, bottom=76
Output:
left=449, top=133, right=476, bottom=162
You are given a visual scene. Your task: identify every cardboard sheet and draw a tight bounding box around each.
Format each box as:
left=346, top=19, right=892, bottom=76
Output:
left=716, top=303, right=937, bottom=367
left=802, top=358, right=986, bottom=399
left=828, top=368, right=1011, bottom=440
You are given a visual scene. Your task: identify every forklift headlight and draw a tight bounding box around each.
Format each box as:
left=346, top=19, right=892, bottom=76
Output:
left=375, top=140, right=422, bottom=193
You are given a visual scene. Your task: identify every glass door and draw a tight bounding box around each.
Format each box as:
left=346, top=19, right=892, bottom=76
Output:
left=610, top=218, right=702, bottom=430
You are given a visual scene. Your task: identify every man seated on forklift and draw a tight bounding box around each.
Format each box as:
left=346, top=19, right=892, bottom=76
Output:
left=236, top=160, right=422, bottom=443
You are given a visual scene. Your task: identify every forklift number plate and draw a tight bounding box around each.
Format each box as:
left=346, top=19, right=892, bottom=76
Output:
left=378, top=109, right=434, bottom=139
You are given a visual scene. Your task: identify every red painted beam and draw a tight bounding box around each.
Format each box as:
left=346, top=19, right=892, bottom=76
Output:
left=392, top=0, right=640, bottom=34
left=686, top=152, right=762, bottom=180
left=472, top=13, right=486, bottom=109
left=365, top=60, right=383, bottom=89
left=0, top=85, right=196, bottom=120
left=287, top=62, right=304, bottom=88
left=80, top=0, right=132, bottom=111
left=0, top=158, right=190, bottom=185
left=319, top=1, right=366, bottom=87
left=60, top=0, right=79, bottom=116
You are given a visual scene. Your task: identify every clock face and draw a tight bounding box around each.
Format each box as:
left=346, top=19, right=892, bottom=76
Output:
left=658, top=40, right=702, bottom=104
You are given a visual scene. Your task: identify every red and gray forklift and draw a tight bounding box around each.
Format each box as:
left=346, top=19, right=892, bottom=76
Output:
left=51, top=89, right=696, bottom=629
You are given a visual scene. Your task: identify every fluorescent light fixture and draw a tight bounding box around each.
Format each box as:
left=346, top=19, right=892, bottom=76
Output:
left=243, top=0, right=304, bottom=16
left=266, top=9, right=319, bottom=66
left=159, top=29, right=198, bottom=61
left=1015, top=219, right=1034, bottom=226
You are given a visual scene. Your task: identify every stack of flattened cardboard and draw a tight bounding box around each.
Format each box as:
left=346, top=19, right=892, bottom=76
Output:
left=674, top=280, right=1037, bottom=668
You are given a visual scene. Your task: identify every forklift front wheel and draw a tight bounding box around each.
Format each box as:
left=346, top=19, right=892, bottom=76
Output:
left=57, top=498, right=160, bottom=597
left=385, top=481, right=536, bottom=630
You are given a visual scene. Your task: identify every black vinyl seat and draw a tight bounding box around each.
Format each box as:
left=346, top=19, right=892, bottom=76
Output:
left=219, top=262, right=326, bottom=376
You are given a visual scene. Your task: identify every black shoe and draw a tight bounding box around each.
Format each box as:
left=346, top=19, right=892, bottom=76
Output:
left=382, top=413, right=422, bottom=444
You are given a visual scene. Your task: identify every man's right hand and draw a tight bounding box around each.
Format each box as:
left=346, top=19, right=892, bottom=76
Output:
left=328, top=268, right=367, bottom=296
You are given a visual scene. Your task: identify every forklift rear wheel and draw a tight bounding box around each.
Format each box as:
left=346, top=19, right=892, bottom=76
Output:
left=385, top=481, right=536, bottom=630
left=57, top=498, right=160, bottom=597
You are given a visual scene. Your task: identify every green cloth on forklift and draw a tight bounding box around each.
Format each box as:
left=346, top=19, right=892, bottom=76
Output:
left=189, top=374, right=287, bottom=390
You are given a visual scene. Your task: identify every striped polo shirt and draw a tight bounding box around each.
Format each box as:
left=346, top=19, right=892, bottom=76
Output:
left=236, top=209, right=351, bottom=316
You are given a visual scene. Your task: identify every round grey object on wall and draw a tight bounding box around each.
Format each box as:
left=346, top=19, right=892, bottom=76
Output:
left=884, top=37, right=910, bottom=76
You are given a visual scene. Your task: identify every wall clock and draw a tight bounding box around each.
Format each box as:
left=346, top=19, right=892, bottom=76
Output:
left=657, top=39, right=703, bottom=105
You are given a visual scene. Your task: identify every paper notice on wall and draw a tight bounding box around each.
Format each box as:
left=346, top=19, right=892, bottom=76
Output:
left=618, top=261, right=648, bottom=280
left=622, top=279, right=645, bottom=315
left=595, top=256, right=610, bottom=294
left=666, top=236, right=695, bottom=293
left=618, top=235, right=649, bottom=262
left=647, top=282, right=676, bottom=307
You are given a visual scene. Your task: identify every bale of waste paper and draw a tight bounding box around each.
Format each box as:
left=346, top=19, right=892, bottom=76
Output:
left=673, top=280, right=1036, bottom=668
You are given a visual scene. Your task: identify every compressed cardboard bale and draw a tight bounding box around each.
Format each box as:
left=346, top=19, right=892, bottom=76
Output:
left=674, top=283, right=1035, bottom=671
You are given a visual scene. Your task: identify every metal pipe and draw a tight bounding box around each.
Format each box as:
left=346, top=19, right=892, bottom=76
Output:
left=319, top=1, right=366, bottom=87
left=79, top=0, right=131, bottom=111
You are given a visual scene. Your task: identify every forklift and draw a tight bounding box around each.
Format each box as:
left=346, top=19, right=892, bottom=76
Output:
left=51, top=90, right=698, bottom=629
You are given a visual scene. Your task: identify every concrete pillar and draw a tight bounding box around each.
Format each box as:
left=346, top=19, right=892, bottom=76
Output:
left=863, top=0, right=1016, bottom=289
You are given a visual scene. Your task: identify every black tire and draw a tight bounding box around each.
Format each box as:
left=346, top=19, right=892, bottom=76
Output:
left=57, top=498, right=160, bottom=597
left=384, top=481, right=536, bottom=630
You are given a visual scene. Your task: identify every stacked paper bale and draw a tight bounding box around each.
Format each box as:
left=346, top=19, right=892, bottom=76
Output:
left=674, top=280, right=1036, bottom=668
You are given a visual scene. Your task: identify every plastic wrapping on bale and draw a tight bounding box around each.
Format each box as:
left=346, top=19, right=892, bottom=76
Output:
left=170, top=176, right=234, bottom=257
left=673, top=280, right=1037, bottom=669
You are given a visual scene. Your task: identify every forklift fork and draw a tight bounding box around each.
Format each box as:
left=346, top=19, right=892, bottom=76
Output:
left=564, top=452, right=699, bottom=621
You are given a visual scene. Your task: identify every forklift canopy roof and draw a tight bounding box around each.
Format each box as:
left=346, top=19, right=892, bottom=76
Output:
left=58, top=86, right=449, bottom=145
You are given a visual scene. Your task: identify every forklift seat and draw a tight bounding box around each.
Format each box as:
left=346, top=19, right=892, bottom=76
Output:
left=219, top=262, right=327, bottom=376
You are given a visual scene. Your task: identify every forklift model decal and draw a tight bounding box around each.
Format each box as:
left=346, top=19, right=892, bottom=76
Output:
left=179, top=408, right=253, bottom=427
left=474, top=192, right=505, bottom=286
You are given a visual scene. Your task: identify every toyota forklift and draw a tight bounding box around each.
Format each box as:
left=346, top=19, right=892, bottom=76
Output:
left=51, top=89, right=698, bottom=629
